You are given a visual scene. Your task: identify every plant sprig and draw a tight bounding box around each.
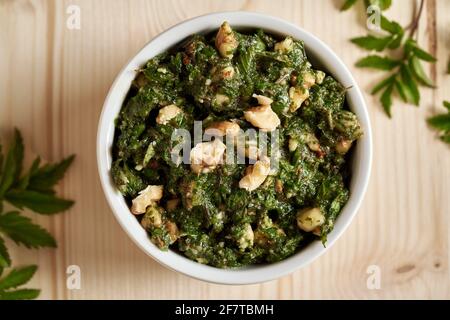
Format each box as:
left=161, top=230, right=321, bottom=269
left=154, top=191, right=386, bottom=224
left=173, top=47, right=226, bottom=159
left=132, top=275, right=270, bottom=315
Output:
left=343, top=0, right=436, bottom=117
left=0, top=129, right=75, bottom=299
left=342, top=0, right=450, bottom=145
left=428, top=101, right=450, bottom=144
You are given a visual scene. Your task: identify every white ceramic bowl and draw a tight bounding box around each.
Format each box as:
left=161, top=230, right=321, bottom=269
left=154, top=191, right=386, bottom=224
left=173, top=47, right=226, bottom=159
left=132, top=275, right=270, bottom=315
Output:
left=97, top=11, right=372, bottom=285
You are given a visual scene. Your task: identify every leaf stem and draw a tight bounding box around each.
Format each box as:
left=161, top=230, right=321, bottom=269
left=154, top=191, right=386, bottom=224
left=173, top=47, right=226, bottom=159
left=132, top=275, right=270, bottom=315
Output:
left=406, top=0, right=425, bottom=38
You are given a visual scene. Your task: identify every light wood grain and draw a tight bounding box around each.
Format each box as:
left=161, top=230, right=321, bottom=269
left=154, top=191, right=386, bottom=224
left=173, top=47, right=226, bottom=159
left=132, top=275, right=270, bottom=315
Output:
left=0, top=0, right=449, bottom=299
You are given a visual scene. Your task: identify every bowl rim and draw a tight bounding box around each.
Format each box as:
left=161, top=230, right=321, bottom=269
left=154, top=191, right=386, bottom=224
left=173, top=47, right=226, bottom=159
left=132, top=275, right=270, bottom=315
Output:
left=97, top=11, right=373, bottom=285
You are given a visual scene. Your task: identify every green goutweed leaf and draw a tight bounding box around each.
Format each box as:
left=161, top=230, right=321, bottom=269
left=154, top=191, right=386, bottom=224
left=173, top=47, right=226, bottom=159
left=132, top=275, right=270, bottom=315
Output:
left=351, top=35, right=393, bottom=52
left=428, top=101, right=450, bottom=144
left=341, top=0, right=358, bottom=11
left=0, top=288, right=40, bottom=300
left=27, top=155, right=75, bottom=194
left=380, top=82, right=394, bottom=117
left=0, top=265, right=37, bottom=291
left=356, top=55, right=400, bottom=70
left=0, top=236, right=11, bottom=268
left=409, top=56, right=435, bottom=87
left=5, top=190, right=74, bottom=215
left=0, top=129, right=24, bottom=198
left=0, top=211, right=56, bottom=248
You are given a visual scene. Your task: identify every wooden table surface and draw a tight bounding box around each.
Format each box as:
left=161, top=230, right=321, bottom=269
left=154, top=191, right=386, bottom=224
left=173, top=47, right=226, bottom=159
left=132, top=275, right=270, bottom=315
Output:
left=1, top=0, right=449, bottom=300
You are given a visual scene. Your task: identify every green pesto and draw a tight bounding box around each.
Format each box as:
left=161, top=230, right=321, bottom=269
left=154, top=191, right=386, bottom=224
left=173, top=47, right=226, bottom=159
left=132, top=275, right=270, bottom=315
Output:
left=111, top=23, right=363, bottom=268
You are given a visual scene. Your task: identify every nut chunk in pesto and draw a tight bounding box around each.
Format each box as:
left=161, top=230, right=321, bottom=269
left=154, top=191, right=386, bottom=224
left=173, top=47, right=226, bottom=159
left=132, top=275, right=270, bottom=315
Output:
left=190, top=139, right=227, bottom=174
left=131, top=185, right=163, bottom=215
left=111, top=22, right=363, bottom=268
left=239, top=158, right=271, bottom=192
left=156, top=104, right=182, bottom=125
left=296, top=208, right=325, bottom=233
left=215, top=21, right=238, bottom=59
left=244, top=94, right=280, bottom=132
left=205, top=121, right=240, bottom=137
